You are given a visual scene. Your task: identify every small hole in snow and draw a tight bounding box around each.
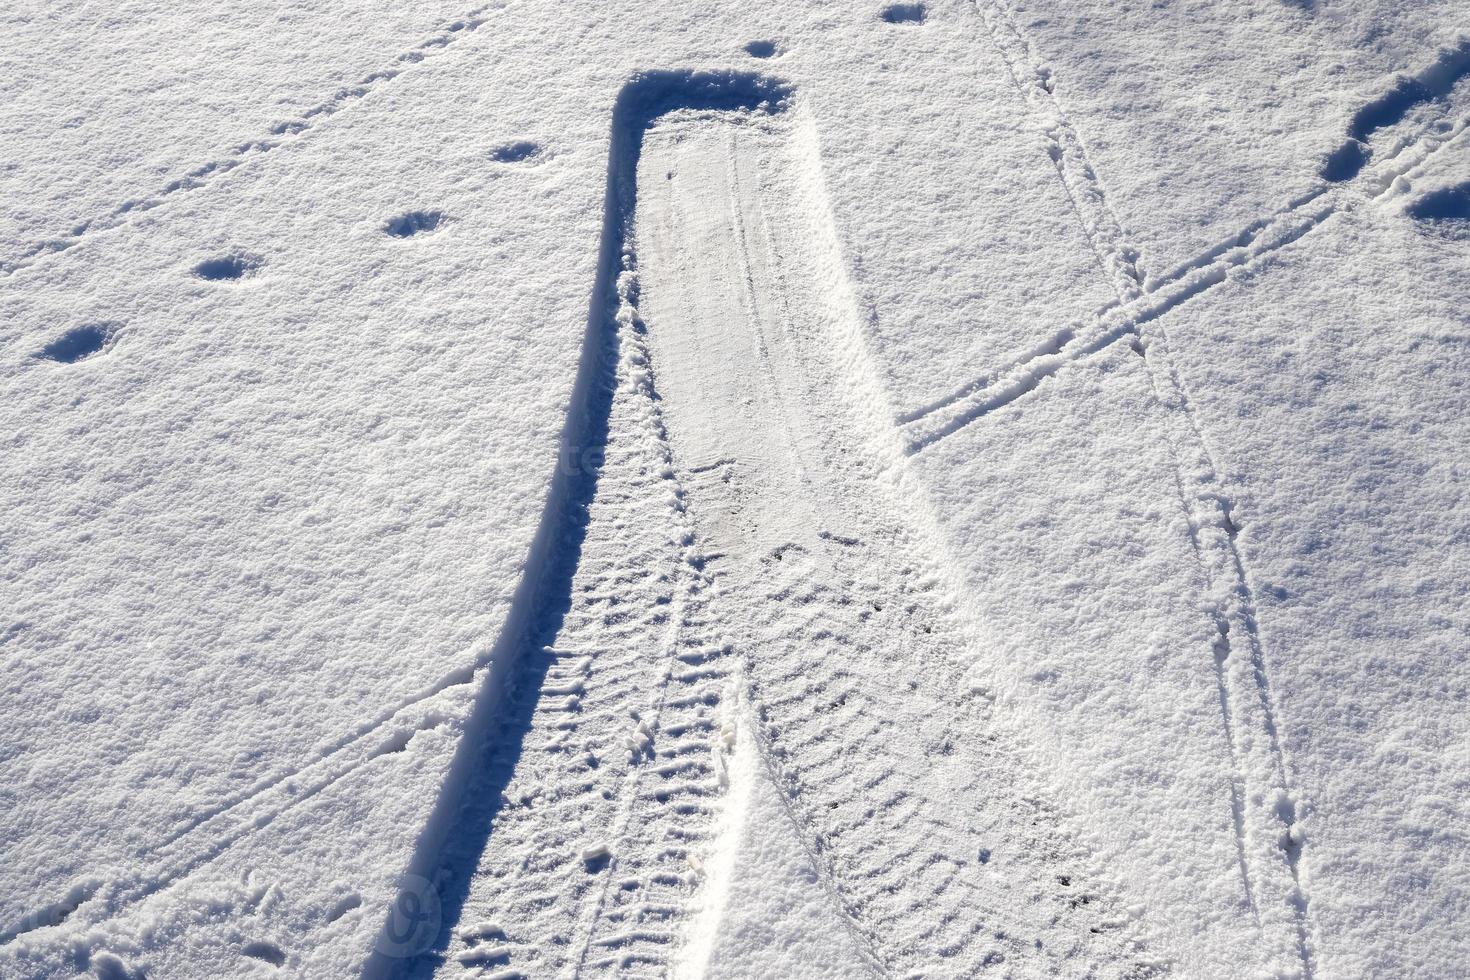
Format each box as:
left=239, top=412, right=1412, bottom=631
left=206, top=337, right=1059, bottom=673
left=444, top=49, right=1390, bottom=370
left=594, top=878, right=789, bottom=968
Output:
left=242, top=941, right=286, bottom=968
left=39, top=324, right=113, bottom=363
left=194, top=255, right=260, bottom=281
left=385, top=210, right=443, bottom=238
left=881, top=3, right=926, bottom=23
left=489, top=140, right=541, bottom=163
left=744, top=40, right=780, bottom=58
left=1408, top=182, right=1470, bottom=225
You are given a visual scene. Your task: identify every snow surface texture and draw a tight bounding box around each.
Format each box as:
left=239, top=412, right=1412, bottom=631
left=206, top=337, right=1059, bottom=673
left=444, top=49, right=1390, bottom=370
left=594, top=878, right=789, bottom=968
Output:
left=2, top=0, right=1469, bottom=978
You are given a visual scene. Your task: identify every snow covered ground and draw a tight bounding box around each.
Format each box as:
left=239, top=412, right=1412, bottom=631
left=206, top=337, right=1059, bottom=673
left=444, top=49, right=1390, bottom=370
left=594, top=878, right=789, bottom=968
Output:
left=3, top=1, right=1469, bottom=977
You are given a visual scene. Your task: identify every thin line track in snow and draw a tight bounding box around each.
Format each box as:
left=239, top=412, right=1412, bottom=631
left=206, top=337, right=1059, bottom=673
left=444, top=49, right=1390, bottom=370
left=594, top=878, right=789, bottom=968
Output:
left=0, top=2, right=502, bottom=278
left=901, top=85, right=1469, bottom=454
left=963, top=3, right=1358, bottom=975
left=917, top=8, right=1470, bottom=450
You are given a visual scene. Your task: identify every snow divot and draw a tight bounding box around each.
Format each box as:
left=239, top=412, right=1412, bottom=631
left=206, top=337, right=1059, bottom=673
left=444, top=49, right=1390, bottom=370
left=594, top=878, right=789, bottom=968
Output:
left=743, top=40, right=780, bottom=59
left=880, top=4, right=927, bottom=25
left=0, top=878, right=101, bottom=946
left=192, top=254, right=260, bottom=281
left=323, top=892, right=362, bottom=925
left=241, top=939, right=287, bottom=968
left=88, top=950, right=139, bottom=980
left=488, top=141, right=542, bottom=164
left=384, top=210, right=444, bottom=238
left=1406, top=178, right=1470, bottom=232
left=35, top=324, right=116, bottom=365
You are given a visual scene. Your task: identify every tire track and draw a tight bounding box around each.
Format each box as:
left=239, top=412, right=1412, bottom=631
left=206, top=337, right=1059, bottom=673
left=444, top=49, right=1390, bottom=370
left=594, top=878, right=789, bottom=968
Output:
left=401, top=251, right=738, bottom=980
left=631, top=98, right=1158, bottom=976
left=723, top=539, right=1156, bottom=977
left=963, top=6, right=1333, bottom=973
left=359, top=71, right=797, bottom=980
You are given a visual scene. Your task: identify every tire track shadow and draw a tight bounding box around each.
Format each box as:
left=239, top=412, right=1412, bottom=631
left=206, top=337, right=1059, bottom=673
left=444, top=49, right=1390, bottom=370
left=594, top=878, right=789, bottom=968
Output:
left=360, top=69, right=793, bottom=980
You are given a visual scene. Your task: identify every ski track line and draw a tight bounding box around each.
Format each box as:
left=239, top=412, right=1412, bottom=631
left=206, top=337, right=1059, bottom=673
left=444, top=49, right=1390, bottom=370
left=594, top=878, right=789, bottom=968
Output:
left=916, top=16, right=1470, bottom=448
left=0, top=2, right=502, bottom=278
left=0, top=636, right=509, bottom=950
left=975, top=0, right=1144, bottom=302
left=0, top=682, right=474, bottom=950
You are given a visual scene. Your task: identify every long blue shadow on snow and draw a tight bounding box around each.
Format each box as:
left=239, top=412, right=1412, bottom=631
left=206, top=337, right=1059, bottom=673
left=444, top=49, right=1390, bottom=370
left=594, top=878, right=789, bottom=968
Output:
left=1321, top=38, right=1470, bottom=182
left=361, top=69, right=793, bottom=980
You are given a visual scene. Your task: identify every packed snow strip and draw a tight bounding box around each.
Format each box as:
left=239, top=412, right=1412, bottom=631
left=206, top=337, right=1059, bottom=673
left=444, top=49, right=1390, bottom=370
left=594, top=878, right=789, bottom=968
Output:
left=632, top=97, right=1157, bottom=974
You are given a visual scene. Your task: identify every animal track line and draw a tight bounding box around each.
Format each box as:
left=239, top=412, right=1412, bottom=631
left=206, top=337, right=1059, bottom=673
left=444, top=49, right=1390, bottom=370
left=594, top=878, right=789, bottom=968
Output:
left=956, top=4, right=1446, bottom=975
left=0, top=652, right=491, bottom=950
left=927, top=18, right=1470, bottom=455
left=0, top=3, right=502, bottom=278
left=976, top=0, right=1144, bottom=300
left=904, top=60, right=1470, bottom=454
left=901, top=188, right=1335, bottom=452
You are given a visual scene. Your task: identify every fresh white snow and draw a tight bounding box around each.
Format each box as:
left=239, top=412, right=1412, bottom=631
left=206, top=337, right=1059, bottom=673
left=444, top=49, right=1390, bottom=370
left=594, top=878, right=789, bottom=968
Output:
left=3, top=0, right=1469, bottom=977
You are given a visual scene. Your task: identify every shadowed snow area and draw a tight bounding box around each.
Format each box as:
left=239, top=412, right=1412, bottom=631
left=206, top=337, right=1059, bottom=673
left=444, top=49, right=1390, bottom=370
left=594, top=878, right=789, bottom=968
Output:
left=2, top=1, right=1469, bottom=978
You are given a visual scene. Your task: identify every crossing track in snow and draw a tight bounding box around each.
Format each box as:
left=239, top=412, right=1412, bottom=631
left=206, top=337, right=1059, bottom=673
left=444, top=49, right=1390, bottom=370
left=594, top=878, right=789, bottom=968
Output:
left=916, top=7, right=1470, bottom=976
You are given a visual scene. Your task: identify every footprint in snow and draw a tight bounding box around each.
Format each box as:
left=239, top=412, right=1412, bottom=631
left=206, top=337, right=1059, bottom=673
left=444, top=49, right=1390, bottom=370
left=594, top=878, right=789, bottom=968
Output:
left=37, top=323, right=116, bottom=364
left=489, top=140, right=542, bottom=164
left=384, top=210, right=444, bottom=238
left=242, top=940, right=287, bottom=968
left=1407, top=182, right=1470, bottom=238
left=194, top=254, right=261, bottom=281
left=744, top=40, right=781, bottom=58
left=881, top=2, right=926, bottom=24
